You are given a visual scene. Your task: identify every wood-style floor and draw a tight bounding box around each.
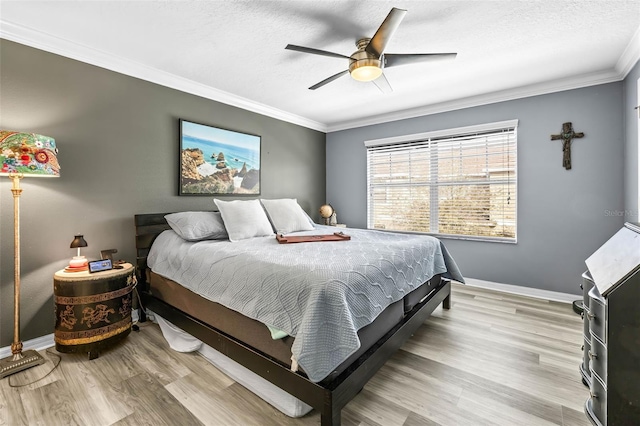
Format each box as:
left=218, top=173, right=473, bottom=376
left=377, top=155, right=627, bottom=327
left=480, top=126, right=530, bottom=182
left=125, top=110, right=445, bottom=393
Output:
left=0, top=283, right=591, bottom=426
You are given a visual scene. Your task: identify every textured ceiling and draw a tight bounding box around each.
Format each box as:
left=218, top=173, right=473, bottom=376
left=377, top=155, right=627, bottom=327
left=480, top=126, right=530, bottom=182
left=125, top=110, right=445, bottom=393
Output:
left=1, top=1, right=639, bottom=131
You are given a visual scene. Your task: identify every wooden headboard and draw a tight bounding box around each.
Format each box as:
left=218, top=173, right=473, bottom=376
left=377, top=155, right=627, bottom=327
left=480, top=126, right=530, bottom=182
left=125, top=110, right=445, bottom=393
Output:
left=134, top=213, right=172, bottom=288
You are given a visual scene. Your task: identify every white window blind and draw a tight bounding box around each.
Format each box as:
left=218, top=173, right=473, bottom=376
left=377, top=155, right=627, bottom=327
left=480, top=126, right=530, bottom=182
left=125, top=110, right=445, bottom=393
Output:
left=366, top=120, right=517, bottom=242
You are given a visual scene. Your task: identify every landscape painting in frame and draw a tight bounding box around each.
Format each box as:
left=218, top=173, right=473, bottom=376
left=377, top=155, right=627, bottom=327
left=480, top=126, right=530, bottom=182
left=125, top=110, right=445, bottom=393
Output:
left=179, top=119, right=261, bottom=195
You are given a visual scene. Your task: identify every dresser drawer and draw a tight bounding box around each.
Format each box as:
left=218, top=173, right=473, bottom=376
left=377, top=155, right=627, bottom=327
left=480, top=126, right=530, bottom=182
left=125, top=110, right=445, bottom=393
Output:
left=582, top=335, right=592, bottom=375
left=583, top=305, right=591, bottom=338
left=588, top=287, right=606, bottom=343
left=588, top=373, right=607, bottom=426
left=589, top=336, right=607, bottom=385
left=582, top=271, right=595, bottom=308
left=581, top=335, right=592, bottom=387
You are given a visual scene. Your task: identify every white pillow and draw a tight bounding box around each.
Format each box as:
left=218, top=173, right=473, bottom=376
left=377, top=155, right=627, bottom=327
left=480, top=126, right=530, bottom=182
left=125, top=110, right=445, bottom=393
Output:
left=260, top=198, right=315, bottom=235
left=213, top=199, right=274, bottom=242
left=165, top=211, right=228, bottom=241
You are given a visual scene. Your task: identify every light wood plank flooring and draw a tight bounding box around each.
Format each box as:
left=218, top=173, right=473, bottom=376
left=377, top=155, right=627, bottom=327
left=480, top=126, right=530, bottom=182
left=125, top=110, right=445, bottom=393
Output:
left=1, top=283, right=591, bottom=425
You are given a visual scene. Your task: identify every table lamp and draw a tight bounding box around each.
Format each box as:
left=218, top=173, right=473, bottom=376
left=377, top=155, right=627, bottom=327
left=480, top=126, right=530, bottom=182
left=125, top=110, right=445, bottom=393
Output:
left=0, top=130, right=60, bottom=379
left=319, top=204, right=337, bottom=225
left=67, top=235, right=88, bottom=271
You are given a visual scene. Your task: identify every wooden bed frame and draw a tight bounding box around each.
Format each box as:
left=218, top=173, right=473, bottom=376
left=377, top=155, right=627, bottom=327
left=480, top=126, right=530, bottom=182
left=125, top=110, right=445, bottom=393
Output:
left=134, top=213, right=452, bottom=426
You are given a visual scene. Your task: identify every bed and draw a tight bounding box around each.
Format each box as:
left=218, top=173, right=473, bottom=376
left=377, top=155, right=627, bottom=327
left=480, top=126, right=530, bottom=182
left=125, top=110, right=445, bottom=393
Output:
left=134, top=200, right=463, bottom=425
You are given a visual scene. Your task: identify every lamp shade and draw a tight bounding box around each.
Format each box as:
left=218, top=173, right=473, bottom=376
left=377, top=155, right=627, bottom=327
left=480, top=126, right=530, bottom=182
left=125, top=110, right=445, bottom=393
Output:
left=70, top=235, right=88, bottom=249
left=319, top=204, right=334, bottom=219
left=0, top=131, right=60, bottom=177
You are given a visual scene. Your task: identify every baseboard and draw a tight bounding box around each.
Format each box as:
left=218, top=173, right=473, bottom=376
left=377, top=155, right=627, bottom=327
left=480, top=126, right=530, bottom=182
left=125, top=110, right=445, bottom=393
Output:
left=0, top=333, right=55, bottom=359
left=1, top=310, right=140, bottom=358
left=463, top=277, right=581, bottom=304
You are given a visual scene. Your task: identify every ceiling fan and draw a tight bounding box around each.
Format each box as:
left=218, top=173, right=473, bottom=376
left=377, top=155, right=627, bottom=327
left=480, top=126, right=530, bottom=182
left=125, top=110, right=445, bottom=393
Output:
left=285, top=7, right=457, bottom=93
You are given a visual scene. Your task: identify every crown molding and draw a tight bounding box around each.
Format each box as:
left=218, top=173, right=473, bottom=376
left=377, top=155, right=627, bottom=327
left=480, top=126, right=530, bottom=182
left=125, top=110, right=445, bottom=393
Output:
left=616, top=25, right=640, bottom=78
left=326, top=68, right=625, bottom=132
left=0, top=20, right=327, bottom=133
left=2, top=20, right=637, bottom=135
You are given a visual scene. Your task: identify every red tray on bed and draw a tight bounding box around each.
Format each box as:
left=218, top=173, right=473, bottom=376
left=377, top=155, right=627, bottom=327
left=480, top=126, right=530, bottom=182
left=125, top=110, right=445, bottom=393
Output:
left=276, top=232, right=351, bottom=244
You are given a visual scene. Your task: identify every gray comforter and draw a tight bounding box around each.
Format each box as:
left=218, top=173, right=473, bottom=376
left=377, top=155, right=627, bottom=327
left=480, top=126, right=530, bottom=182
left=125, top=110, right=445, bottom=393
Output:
left=147, top=225, right=464, bottom=382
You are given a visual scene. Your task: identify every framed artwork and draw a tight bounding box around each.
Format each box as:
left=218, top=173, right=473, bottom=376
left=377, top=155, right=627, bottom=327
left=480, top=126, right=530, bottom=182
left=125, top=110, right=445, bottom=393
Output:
left=179, top=119, right=261, bottom=195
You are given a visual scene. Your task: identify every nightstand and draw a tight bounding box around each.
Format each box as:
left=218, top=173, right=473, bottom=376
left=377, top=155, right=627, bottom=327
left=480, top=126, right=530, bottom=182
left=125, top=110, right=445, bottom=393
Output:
left=53, top=263, right=136, bottom=359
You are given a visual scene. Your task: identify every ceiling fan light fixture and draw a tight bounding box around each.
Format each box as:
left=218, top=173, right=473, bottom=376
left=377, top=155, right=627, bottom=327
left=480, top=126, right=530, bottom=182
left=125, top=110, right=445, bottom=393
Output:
left=349, top=58, right=383, bottom=82
left=287, top=8, right=457, bottom=91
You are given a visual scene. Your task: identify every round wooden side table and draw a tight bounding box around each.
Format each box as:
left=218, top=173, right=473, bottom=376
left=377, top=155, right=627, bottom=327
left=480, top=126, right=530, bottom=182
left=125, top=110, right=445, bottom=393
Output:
left=53, top=263, right=136, bottom=359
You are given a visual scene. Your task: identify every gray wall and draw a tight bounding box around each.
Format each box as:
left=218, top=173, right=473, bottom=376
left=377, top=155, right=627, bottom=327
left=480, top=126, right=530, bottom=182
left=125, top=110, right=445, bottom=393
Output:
left=327, top=83, right=626, bottom=295
left=623, top=61, right=640, bottom=222
left=0, top=40, right=326, bottom=346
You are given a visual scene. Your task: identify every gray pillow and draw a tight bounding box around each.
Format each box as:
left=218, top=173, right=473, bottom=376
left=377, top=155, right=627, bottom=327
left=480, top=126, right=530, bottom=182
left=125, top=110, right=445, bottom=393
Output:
left=260, top=198, right=315, bottom=235
left=213, top=199, right=274, bottom=242
left=165, top=211, right=228, bottom=241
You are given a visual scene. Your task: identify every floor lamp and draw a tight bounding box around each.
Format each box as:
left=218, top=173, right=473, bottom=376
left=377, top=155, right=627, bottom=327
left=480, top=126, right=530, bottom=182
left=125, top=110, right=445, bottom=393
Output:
left=0, top=130, right=60, bottom=379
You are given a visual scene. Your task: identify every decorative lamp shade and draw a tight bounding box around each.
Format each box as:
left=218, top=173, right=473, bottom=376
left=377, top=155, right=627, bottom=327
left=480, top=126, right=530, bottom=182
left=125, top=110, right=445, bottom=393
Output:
left=319, top=204, right=334, bottom=219
left=70, top=235, right=88, bottom=249
left=0, top=130, right=60, bottom=177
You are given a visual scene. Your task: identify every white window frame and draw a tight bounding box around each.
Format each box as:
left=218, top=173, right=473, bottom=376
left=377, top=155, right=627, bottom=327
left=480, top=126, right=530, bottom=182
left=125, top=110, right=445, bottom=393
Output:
left=365, top=120, right=518, bottom=243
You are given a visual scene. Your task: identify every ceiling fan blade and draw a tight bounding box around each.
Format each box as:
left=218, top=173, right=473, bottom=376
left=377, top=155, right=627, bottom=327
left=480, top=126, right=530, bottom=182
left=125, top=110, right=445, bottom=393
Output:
left=365, top=7, right=407, bottom=58
left=384, top=53, right=457, bottom=68
left=285, top=44, right=351, bottom=60
left=372, top=72, right=392, bottom=94
left=309, top=70, right=350, bottom=90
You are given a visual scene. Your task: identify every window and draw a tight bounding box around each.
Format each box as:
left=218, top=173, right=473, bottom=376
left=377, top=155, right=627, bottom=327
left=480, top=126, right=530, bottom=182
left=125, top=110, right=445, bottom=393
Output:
left=365, top=120, right=517, bottom=242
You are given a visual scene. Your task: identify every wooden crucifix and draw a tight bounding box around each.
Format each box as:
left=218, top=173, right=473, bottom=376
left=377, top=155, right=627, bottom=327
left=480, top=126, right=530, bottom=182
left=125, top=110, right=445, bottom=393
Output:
left=550, top=122, right=584, bottom=170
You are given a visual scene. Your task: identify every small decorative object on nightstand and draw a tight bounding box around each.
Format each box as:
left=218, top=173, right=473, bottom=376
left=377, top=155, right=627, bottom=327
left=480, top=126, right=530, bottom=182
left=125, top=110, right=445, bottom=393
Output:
left=319, top=203, right=344, bottom=226
left=53, top=263, right=136, bottom=360
left=66, top=234, right=88, bottom=272
left=319, top=204, right=335, bottom=225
